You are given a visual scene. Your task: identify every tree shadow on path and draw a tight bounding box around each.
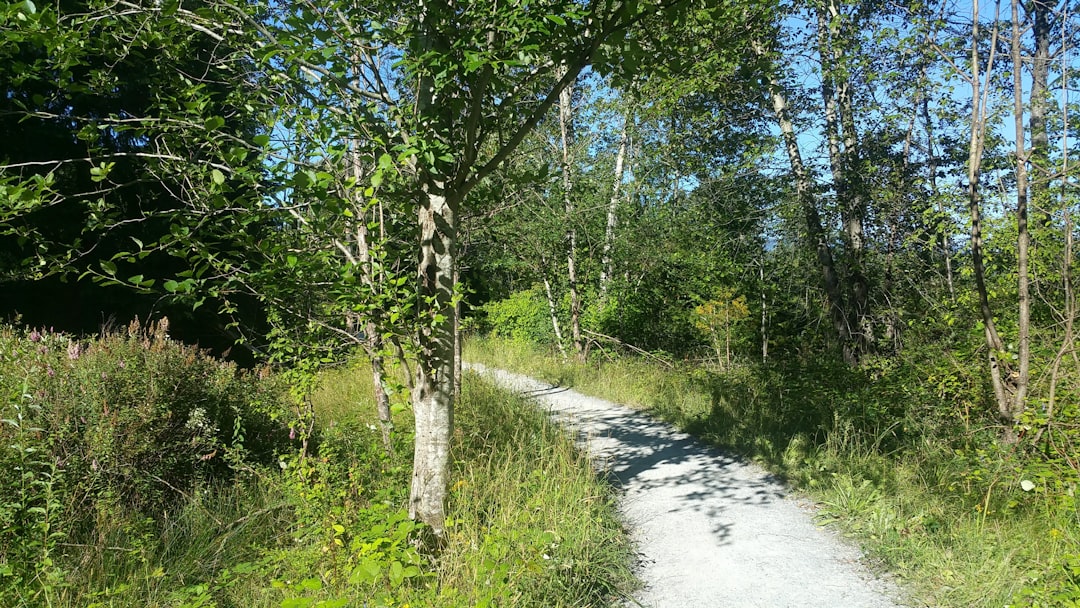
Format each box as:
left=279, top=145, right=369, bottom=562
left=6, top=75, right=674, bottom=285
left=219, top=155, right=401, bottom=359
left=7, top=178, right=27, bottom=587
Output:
left=520, top=381, right=787, bottom=546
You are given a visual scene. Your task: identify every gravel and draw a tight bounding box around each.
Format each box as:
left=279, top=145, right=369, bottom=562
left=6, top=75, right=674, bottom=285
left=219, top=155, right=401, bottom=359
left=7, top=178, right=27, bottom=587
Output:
left=468, top=363, right=909, bottom=608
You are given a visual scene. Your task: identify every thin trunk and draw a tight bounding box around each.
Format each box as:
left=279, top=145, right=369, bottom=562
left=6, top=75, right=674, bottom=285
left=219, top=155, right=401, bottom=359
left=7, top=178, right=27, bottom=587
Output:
left=600, top=120, right=628, bottom=299
left=1029, top=0, right=1052, bottom=210
left=542, top=269, right=567, bottom=359
left=1008, top=0, right=1032, bottom=441
left=347, top=122, right=393, bottom=456
left=453, top=264, right=462, bottom=402
left=968, top=0, right=1013, bottom=422
left=816, top=3, right=870, bottom=354
left=558, top=72, right=584, bottom=361
left=760, top=262, right=768, bottom=363
left=1048, top=5, right=1076, bottom=432
left=762, top=59, right=854, bottom=364
left=839, top=84, right=871, bottom=349
left=725, top=307, right=731, bottom=368
left=368, top=323, right=394, bottom=455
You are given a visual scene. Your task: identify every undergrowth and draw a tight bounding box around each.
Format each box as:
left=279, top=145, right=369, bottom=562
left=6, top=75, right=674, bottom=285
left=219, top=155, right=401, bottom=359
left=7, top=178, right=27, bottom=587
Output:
left=0, top=323, right=632, bottom=607
left=466, top=335, right=1080, bottom=608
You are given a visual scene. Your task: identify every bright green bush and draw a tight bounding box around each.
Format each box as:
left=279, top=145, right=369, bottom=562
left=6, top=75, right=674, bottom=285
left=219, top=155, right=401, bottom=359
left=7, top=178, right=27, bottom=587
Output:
left=478, top=286, right=555, bottom=345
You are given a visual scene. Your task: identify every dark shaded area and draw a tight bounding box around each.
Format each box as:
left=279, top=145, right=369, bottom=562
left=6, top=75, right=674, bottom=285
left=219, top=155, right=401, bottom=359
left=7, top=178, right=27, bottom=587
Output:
left=2, top=276, right=262, bottom=364
left=0, top=0, right=267, bottom=363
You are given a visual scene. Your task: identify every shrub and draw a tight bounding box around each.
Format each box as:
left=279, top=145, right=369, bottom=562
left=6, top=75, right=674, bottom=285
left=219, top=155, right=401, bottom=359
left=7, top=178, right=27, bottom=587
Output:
left=0, top=320, right=290, bottom=603
left=478, top=286, right=555, bottom=345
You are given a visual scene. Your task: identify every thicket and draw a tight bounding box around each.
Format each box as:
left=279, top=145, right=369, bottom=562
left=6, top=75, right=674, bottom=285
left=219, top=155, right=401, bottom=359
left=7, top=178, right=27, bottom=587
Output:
left=0, top=323, right=632, bottom=607
left=467, top=335, right=1080, bottom=607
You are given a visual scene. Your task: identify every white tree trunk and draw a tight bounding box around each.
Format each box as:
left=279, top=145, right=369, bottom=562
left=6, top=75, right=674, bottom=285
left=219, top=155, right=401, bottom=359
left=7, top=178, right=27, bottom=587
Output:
left=600, top=121, right=628, bottom=299
left=410, top=177, right=457, bottom=537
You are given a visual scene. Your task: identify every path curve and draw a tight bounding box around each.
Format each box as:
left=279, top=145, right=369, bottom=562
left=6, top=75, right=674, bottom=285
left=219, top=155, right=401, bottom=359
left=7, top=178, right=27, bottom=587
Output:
left=468, top=364, right=907, bottom=608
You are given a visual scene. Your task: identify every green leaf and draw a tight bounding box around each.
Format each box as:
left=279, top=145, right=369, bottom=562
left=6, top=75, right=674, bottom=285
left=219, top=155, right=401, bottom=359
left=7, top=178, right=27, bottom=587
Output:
left=286, top=255, right=298, bottom=267
left=389, top=561, right=404, bottom=587
left=100, top=260, right=117, bottom=275
left=545, top=14, right=566, bottom=25
left=211, top=169, right=225, bottom=185
left=204, top=116, right=225, bottom=131
left=19, top=0, right=35, bottom=14
left=252, top=134, right=270, bottom=146
left=163, top=280, right=179, bottom=293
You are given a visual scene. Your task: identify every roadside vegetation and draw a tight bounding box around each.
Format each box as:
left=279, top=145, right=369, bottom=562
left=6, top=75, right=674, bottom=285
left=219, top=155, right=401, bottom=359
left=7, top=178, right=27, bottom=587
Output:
left=467, top=335, right=1080, bottom=608
left=0, top=323, right=632, bottom=607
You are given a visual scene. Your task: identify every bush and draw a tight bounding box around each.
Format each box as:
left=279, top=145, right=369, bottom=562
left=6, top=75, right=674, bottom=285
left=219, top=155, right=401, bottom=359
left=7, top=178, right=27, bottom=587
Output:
left=0, top=320, right=290, bottom=604
left=478, top=286, right=555, bottom=345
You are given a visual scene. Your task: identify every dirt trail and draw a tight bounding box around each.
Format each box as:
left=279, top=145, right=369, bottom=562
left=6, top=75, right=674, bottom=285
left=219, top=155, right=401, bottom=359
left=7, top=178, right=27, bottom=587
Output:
left=468, top=364, right=907, bottom=608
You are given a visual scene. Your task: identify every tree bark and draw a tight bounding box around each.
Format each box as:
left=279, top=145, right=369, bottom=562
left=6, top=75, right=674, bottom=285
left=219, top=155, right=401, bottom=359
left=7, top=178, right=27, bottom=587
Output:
left=1008, top=0, right=1031, bottom=441
left=763, top=65, right=854, bottom=364
left=966, top=0, right=1014, bottom=426
left=542, top=266, right=568, bottom=359
left=367, top=323, right=394, bottom=455
left=600, top=120, right=628, bottom=299
left=1028, top=0, right=1052, bottom=210
left=815, top=2, right=870, bottom=356
left=920, top=85, right=955, bottom=301
left=410, top=175, right=457, bottom=537
left=558, top=73, right=584, bottom=361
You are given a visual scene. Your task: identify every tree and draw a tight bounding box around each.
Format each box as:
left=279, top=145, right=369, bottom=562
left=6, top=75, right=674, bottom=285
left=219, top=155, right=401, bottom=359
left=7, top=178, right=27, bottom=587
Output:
left=4, top=0, right=772, bottom=537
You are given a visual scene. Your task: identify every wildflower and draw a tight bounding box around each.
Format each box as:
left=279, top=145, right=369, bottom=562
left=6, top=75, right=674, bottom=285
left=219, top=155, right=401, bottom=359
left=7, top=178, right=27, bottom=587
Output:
left=29, top=329, right=41, bottom=342
left=67, top=342, right=82, bottom=360
left=46, top=365, right=55, bottom=378
left=289, top=427, right=296, bottom=440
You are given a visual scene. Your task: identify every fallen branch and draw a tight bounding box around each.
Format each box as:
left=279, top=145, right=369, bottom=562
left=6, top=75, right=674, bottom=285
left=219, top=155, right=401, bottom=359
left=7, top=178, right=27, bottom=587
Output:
left=581, top=329, right=674, bottom=369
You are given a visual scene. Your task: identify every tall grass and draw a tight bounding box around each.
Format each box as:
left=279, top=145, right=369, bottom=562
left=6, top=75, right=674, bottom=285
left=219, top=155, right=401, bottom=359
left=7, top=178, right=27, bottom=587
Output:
left=0, top=324, right=634, bottom=607
left=308, top=363, right=636, bottom=607
left=466, top=335, right=1080, bottom=607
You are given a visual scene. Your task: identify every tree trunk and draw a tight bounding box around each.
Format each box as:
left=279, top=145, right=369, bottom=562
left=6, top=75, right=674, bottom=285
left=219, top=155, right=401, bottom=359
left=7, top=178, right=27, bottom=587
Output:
left=920, top=86, right=955, bottom=301
left=542, top=268, right=568, bottom=359
left=1008, top=0, right=1031, bottom=441
left=410, top=176, right=457, bottom=537
left=367, top=323, right=394, bottom=455
left=815, top=3, right=870, bottom=355
left=760, top=262, right=768, bottom=363
left=1028, top=0, right=1052, bottom=211
left=763, top=63, right=854, bottom=364
left=558, top=73, right=584, bottom=361
left=453, top=263, right=462, bottom=402
left=600, top=121, right=628, bottom=299
left=966, top=0, right=1014, bottom=427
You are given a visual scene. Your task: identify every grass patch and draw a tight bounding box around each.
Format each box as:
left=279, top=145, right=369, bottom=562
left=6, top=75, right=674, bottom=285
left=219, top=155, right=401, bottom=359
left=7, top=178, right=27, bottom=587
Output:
left=1, top=324, right=633, bottom=606
left=466, top=335, right=1080, bottom=607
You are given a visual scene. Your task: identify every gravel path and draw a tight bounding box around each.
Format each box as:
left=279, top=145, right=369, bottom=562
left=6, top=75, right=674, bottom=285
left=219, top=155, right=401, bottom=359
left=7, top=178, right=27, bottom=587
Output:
left=468, top=364, right=907, bottom=608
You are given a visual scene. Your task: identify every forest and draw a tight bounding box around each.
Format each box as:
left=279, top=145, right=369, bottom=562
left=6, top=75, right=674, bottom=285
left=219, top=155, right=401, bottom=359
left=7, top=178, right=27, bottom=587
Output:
left=1, top=0, right=1079, bottom=605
